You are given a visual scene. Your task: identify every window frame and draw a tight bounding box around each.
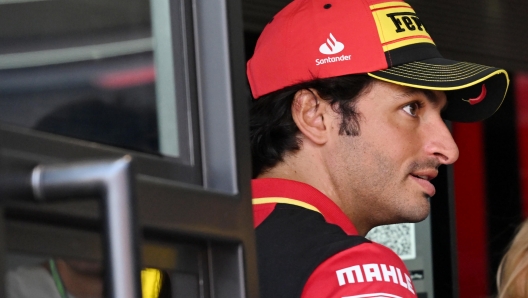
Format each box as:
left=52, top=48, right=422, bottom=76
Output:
left=0, top=0, right=258, bottom=297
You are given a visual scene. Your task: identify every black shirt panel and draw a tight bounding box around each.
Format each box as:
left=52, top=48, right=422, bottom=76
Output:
left=256, top=204, right=370, bottom=298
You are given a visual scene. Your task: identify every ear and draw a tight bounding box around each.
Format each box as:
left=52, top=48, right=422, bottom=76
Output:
left=291, top=89, right=332, bottom=145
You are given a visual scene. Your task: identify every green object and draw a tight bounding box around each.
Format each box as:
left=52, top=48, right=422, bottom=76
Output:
left=49, top=259, right=68, bottom=298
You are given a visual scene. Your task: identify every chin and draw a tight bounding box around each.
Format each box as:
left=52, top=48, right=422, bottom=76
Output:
left=408, top=203, right=431, bottom=222
left=399, top=195, right=431, bottom=223
left=408, top=211, right=430, bottom=223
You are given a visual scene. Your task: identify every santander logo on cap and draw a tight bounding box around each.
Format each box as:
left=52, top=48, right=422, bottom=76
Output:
left=319, top=33, right=344, bottom=55
left=315, top=33, right=351, bottom=66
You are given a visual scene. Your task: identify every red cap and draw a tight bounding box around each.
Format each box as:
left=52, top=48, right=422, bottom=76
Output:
left=247, top=0, right=509, bottom=122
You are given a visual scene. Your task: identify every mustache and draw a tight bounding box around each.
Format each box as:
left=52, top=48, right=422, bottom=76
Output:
left=408, top=159, right=441, bottom=173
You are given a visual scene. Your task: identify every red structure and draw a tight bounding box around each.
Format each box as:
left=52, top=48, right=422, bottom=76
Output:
left=515, top=73, right=528, bottom=219
left=452, top=121, right=489, bottom=298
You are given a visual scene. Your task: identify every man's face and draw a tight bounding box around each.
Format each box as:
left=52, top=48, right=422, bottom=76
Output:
left=324, top=80, right=459, bottom=233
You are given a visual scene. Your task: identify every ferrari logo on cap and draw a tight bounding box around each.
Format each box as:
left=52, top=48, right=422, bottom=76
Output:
left=319, top=33, right=344, bottom=55
left=370, top=2, right=434, bottom=52
left=387, top=12, right=425, bottom=33
left=462, top=84, right=487, bottom=105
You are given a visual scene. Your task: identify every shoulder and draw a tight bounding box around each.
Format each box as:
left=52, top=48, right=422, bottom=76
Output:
left=256, top=204, right=367, bottom=259
left=302, top=242, right=418, bottom=298
left=256, top=204, right=369, bottom=298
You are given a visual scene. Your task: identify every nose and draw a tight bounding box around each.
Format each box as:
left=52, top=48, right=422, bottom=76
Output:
left=424, top=118, right=459, bottom=165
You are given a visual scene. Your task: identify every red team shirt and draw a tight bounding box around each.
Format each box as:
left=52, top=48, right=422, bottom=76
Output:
left=252, top=178, right=417, bottom=298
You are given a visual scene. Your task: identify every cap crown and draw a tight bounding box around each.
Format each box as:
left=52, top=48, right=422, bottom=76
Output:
left=247, top=0, right=439, bottom=98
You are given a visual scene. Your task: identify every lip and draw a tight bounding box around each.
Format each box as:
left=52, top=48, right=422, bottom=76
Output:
left=409, top=171, right=437, bottom=197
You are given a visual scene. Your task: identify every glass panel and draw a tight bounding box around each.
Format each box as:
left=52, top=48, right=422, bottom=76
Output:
left=142, top=242, right=205, bottom=298
left=5, top=224, right=206, bottom=298
left=6, top=252, right=202, bottom=298
left=0, top=0, right=188, bottom=160
left=6, top=253, right=106, bottom=298
left=5, top=220, right=108, bottom=298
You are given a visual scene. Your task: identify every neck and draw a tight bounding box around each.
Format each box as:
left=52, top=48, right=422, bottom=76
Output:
left=258, top=143, right=380, bottom=236
left=258, top=150, right=336, bottom=198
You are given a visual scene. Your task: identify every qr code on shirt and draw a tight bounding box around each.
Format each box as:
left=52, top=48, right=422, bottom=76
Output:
left=365, top=223, right=416, bottom=260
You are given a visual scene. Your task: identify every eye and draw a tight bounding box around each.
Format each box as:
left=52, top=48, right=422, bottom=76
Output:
left=402, top=102, right=421, bottom=117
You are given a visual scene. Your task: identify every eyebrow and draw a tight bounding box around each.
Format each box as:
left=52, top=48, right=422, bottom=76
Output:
left=397, top=88, right=447, bottom=111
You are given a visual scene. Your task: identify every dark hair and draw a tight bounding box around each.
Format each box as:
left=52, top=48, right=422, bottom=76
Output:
left=250, top=74, right=373, bottom=177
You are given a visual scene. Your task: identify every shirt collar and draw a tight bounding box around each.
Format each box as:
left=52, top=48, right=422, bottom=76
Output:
left=252, top=178, right=358, bottom=235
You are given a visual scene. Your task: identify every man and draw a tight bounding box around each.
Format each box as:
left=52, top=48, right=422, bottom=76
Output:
left=247, top=0, right=509, bottom=297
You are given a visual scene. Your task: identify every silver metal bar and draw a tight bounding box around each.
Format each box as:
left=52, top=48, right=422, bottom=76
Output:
left=0, top=206, right=5, bottom=298
left=150, top=0, right=180, bottom=158
left=30, top=156, right=141, bottom=298
left=194, top=0, right=238, bottom=194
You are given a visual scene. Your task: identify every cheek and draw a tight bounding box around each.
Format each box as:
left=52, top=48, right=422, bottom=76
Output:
left=366, top=120, right=421, bottom=159
left=338, top=136, right=396, bottom=184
